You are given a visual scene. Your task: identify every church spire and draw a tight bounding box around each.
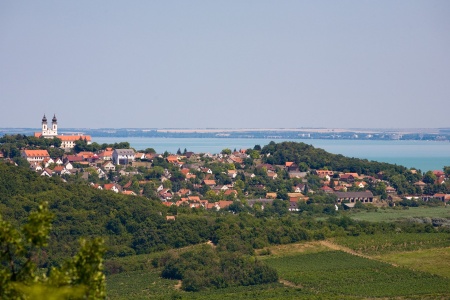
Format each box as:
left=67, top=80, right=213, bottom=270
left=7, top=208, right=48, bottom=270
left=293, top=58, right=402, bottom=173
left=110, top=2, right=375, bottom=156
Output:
left=42, top=114, right=47, bottom=123
left=52, top=114, right=57, bottom=123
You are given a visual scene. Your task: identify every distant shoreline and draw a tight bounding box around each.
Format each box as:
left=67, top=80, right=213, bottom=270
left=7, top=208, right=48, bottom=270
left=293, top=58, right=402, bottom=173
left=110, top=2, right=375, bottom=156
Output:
left=1, top=127, right=449, bottom=141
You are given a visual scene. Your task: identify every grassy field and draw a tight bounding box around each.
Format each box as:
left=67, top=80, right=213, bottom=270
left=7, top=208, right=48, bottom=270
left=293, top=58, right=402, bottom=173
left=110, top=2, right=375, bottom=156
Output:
left=347, top=206, right=450, bottom=222
left=377, top=247, right=450, bottom=278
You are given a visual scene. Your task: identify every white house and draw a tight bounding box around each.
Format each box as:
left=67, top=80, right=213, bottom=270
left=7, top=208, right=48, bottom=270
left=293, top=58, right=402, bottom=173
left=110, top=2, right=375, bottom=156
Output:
left=112, top=149, right=135, bottom=165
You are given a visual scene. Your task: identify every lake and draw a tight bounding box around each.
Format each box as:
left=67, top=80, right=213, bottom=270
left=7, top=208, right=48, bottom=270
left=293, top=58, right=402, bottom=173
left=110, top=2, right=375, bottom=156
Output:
left=93, top=137, right=450, bottom=172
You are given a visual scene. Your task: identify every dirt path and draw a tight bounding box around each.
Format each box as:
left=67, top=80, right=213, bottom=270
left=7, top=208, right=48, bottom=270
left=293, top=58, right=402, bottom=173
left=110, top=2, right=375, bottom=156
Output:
left=279, top=279, right=303, bottom=289
left=174, top=280, right=182, bottom=290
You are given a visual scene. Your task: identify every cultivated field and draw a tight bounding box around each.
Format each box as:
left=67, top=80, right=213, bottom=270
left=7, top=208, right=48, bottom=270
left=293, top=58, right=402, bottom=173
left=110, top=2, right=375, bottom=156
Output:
left=106, top=233, right=450, bottom=299
left=347, top=206, right=450, bottom=222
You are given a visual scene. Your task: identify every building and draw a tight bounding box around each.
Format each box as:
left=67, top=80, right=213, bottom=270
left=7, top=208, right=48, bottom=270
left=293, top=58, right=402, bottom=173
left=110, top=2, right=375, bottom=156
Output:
left=335, top=191, right=374, bottom=203
left=34, top=114, right=92, bottom=149
left=112, top=149, right=135, bottom=165
left=21, top=150, right=50, bottom=162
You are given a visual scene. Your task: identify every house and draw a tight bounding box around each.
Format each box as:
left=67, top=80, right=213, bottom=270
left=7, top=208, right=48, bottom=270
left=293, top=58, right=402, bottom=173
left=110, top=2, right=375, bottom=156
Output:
left=64, top=162, right=74, bottom=170
left=21, top=150, right=50, bottom=162
left=339, top=174, right=355, bottom=183
left=433, top=170, right=445, bottom=177
left=98, top=149, right=113, bottom=161
left=53, top=165, right=69, bottom=176
left=203, top=179, right=216, bottom=187
left=102, top=161, right=116, bottom=171
left=320, top=186, right=335, bottom=193
left=158, top=189, right=173, bottom=200
left=186, top=173, right=197, bottom=180
left=354, top=181, right=367, bottom=189
left=29, top=162, right=43, bottom=172
left=188, top=195, right=201, bottom=202
left=166, top=155, right=180, bottom=164
left=91, top=183, right=103, bottom=190
left=227, top=169, right=237, bottom=178
left=386, top=186, right=396, bottom=194
left=42, top=157, right=54, bottom=167
left=289, top=171, right=307, bottom=178
left=104, top=183, right=122, bottom=193
left=201, top=167, right=213, bottom=174
left=122, top=190, right=137, bottom=196
left=209, top=200, right=233, bottom=211
left=247, top=199, right=274, bottom=210
left=316, top=170, right=334, bottom=177
left=267, top=172, right=278, bottom=180
left=96, top=167, right=106, bottom=179
left=41, top=168, right=52, bottom=177
left=64, top=155, right=84, bottom=163
left=335, top=191, right=374, bottom=203
left=177, top=189, right=192, bottom=196
left=293, top=184, right=306, bottom=193
left=414, top=181, right=427, bottom=191
left=113, top=149, right=135, bottom=165
left=266, top=192, right=277, bottom=199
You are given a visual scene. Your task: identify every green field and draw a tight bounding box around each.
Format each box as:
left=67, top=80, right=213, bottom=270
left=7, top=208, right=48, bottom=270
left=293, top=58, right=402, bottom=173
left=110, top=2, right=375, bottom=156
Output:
left=106, top=237, right=450, bottom=299
left=348, top=206, right=450, bottom=222
left=378, top=247, right=450, bottom=278
left=332, top=233, right=450, bottom=255
left=264, top=250, right=450, bottom=298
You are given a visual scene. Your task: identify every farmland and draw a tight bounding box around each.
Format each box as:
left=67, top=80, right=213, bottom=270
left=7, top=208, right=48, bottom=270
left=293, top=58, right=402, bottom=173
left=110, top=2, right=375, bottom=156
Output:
left=106, top=235, right=450, bottom=299
left=264, top=250, right=449, bottom=298
left=332, top=232, right=450, bottom=255
left=347, top=206, right=450, bottom=222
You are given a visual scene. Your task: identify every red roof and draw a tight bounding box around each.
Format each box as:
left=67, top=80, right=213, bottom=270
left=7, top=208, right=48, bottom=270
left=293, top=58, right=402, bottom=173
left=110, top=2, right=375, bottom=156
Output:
left=22, top=150, right=50, bottom=157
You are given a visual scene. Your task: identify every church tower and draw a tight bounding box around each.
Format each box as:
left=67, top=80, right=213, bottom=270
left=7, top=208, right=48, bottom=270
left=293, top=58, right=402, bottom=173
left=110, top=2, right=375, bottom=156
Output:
left=52, top=114, right=58, bottom=133
left=42, top=114, right=48, bottom=134
left=41, top=114, right=58, bottom=138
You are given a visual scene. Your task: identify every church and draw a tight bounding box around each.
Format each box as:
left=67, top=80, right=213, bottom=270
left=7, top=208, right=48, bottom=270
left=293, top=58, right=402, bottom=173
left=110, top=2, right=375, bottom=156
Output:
left=34, top=114, right=92, bottom=149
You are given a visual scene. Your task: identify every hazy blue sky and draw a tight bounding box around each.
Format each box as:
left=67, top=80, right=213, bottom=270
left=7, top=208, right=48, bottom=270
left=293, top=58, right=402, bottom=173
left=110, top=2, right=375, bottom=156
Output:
left=1, top=1, right=449, bottom=129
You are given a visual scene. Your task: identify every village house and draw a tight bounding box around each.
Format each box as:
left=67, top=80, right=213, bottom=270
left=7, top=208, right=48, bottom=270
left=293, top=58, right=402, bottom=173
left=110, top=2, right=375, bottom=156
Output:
left=102, top=161, right=116, bottom=172
left=104, top=183, right=122, bottom=193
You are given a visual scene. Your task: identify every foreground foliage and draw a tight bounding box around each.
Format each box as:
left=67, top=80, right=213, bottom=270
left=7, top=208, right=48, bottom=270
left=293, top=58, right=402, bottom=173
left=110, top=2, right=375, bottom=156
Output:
left=0, top=203, right=105, bottom=299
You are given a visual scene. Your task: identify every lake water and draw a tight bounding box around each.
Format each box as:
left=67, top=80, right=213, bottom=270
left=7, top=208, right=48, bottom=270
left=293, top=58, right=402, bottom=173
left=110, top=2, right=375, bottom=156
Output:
left=94, top=137, right=450, bottom=172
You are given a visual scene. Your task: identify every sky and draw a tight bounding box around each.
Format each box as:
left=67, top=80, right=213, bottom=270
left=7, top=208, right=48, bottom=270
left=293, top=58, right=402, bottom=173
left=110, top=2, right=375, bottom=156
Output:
left=1, top=1, right=449, bottom=129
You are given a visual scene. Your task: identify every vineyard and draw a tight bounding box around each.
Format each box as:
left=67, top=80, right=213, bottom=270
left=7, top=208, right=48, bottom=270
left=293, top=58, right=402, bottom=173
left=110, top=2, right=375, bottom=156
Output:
left=332, top=232, right=450, bottom=255
left=264, top=250, right=450, bottom=298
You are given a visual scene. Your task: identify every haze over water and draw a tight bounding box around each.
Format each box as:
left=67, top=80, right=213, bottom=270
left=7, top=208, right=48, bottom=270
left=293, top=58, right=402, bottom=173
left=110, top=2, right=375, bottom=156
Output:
left=94, top=137, right=450, bottom=172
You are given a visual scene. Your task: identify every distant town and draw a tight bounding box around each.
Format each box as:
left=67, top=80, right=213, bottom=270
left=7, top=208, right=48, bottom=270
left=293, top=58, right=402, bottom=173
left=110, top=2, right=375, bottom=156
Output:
left=2, top=115, right=449, bottom=214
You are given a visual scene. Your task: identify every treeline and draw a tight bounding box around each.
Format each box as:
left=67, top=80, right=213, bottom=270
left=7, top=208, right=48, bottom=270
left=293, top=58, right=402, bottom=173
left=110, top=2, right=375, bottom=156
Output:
left=3, top=161, right=448, bottom=269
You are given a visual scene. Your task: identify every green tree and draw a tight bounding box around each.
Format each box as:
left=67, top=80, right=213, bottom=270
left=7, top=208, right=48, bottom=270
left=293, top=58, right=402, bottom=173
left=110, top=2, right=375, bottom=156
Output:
left=221, top=148, right=231, bottom=155
left=0, top=202, right=106, bottom=299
